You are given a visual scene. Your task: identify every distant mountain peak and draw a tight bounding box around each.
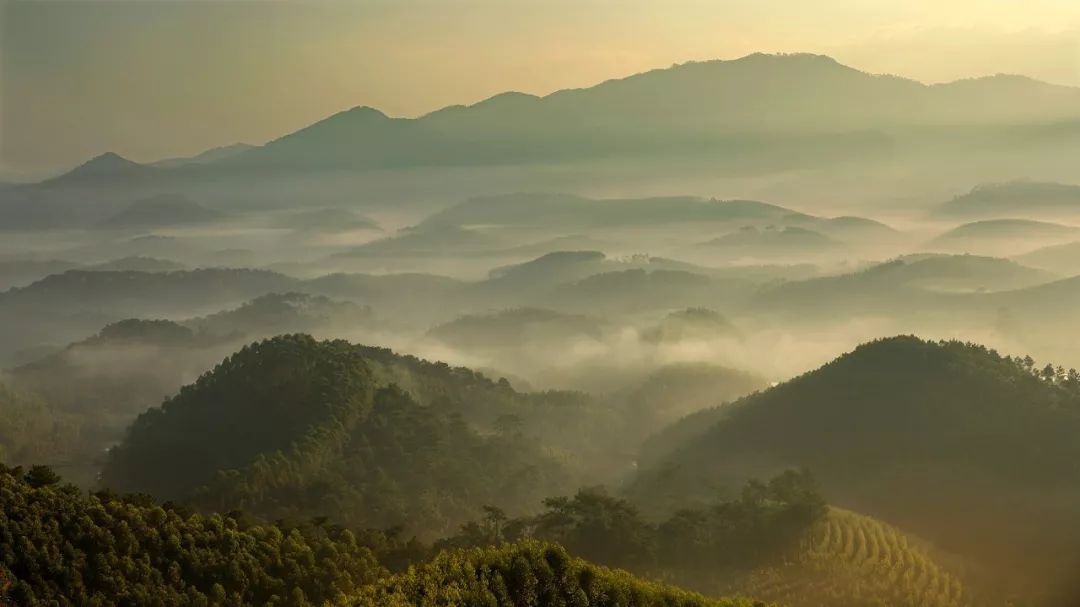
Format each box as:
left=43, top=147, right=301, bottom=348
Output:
left=37, top=151, right=154, bottom=186
left=75, top=152, right=142, bottom=173
left=339, top=105, right=389, bottom=120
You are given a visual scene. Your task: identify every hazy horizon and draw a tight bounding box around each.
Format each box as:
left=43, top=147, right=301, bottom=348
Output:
left=2, top=0, right=1080, bottom=176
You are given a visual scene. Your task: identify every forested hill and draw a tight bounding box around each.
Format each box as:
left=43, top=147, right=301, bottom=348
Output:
left=0, top=464, right=383, bottom=606
left=0, top=464, right=760, bottom=607
left=631, top=335, right=1080, bottom=600
left=102, top=333, right=762, bottom=536
left=101, top=335, right=586, bottom=537
left=342, top=541, right=757, bottom=607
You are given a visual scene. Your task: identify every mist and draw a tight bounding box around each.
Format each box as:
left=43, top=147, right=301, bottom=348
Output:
left=3, top=4, right=1080, bottom=606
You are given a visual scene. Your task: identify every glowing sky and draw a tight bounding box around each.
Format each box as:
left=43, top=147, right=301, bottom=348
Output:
left=2, top=0, right=1079, bottom=175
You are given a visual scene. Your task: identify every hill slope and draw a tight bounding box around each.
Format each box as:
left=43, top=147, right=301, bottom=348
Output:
left=216, top=54, right=1080, bottom=172
left=632, top=336, right=1080, bottom=598
left=98, top=194, right=224, bottom=229
left=936, top=181, right=1080, bottom=220
left=101, top=335, right=602, bottom=536
left=1, top=465, right=762, bottom=607
left=727, top=509, right=971, bottom=607
left=654, top=507, right=973, bottom=607
left=927, top=219, right=1079, bottom=254
left=344, top=541, right=755, bottom=607
left=0, top=464, right=382, bottom=606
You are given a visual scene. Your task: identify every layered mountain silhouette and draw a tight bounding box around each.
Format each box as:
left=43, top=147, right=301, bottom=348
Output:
left=151, top=143, right=255, bottom=168
left=40, top=152, right=160, bottom=187
left=935, top=181, right=1080, bottom=220
left=97, top=194, right=224, bottom=229
left=36, top=53, right=1080, bottom=180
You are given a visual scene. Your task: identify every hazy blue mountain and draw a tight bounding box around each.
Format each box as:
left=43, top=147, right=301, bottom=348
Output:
left=548, top=268, right=755, bottom=314
left=698, top=226, right=842, bottom=259
left=811, top=216, right=901, bottom=242
left=427, top=307, right=607, bottom=350
left=0, top=268, right=300, bottom=363
left=151, top=143, right=255, bottom=168
left=990, top=274, right=1080, bottom=317
left=333, top=224, right=507, bottom=260
left=38, top=152, right=160, bottom=188
left=186, top=291, right=374, bottom=339
left=0, top=259, right=80, bottom=290
left=486, top=251, right=609, bottom=286
left=420, top=193, right=809, bottom=230
left=269, top=207, right=380, bottom=232
left=0, top=257, right=186, bottom=291
left=86, top=256, right=187, bottom=273
left=639, top=307, right=741, bottom=344
left=928, top=218, right=1079, bottom=254
left=0, top=268, right=297, bottom=315
left=39, top=53, right=1080, bottom=179
left=97, top=194, right=224, bottom=229
left=750, top=254, right=1056, bottom=319
left=1015, top=240, right=1080, bottom=275
left=224, top=106, right=459, bottom=170
left=935, top=181, right=1080, bottom=220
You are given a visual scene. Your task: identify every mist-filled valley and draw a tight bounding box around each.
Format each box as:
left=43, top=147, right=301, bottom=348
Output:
left=4, top=24, right=1080, bottom=607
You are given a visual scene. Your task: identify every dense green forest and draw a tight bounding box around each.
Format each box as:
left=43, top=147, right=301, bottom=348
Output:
left=100, top=333, right=768, bottom=534
left=0, top=383, right=82, bottom=470
left=427, top=470, right=972, bottom=607
left=101, top=335, right=578, bottom=537
left=0, top=464, right=382, bottom=606
left=439, top=469, right=825, bottom=570
left=0, top=330, right=1036, bottom=604
left=339, top=541, right=760, bottom=607
left=2, top=292, right=374, bottom=485
left=4, top=464, right=773, bottom=607
left=631, top=336, right=1080, bottom=601
left=5, top=333, right=1078, bottom=605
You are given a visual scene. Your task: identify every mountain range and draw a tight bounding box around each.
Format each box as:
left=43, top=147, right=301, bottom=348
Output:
left=22, top=53, right=1080, bottom=184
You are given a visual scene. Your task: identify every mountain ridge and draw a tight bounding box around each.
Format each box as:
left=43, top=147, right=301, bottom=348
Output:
left=38, top=53, right=1080, bottom=182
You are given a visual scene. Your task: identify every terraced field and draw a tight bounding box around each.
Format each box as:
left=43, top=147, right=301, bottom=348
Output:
left=737, top=509, right=971, bottom=607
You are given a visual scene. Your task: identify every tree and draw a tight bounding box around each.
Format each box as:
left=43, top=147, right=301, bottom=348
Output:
left=23, top=465, right=60, bottom=488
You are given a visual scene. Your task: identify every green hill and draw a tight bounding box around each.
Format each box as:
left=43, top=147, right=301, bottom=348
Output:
left=1, top=464, right=770, bottom=607
left=639, top=308, right=741, bottom=344
left=725, top=508, right=971, bottom=607
left=4, top=295, right=373, bottom=486
left=188, top=292, right=373, bottom=339
left=101, top=335, right=580, bottom=537
left=631, top=336, right=1080, bottom=598
left=435, top=469, right=970, bottom=607
left=341, top=541, right=756, bottom=607
left=0, top=464, right=382, bottom=606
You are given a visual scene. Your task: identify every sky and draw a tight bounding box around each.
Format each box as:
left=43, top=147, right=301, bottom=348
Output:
left=2, top=0, right=1080, bottom=177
